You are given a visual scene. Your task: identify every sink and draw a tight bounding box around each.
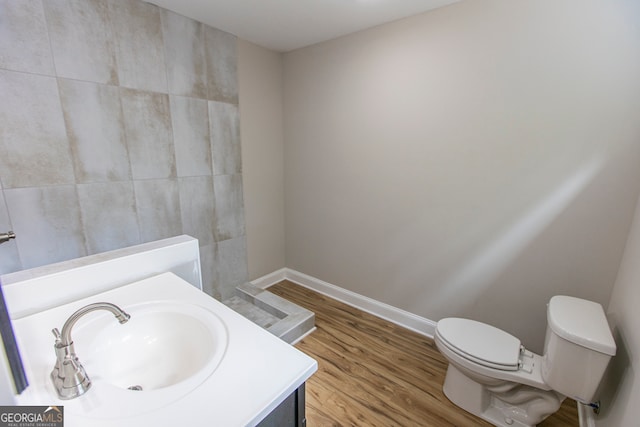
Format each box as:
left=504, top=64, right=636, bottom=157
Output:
left=51, top=300, right=230, bottom=419
left=74, top=301, right=227, bottom=393
left=11, top=271, right=316, bottom=426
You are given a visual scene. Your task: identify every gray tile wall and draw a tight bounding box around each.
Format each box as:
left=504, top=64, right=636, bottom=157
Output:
left=0, top=0, right=247, bottom=300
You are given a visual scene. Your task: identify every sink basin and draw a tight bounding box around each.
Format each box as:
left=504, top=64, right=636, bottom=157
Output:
left=63, top=300, right=228, bottom=418
left=74, top=301, right=227, bottom=392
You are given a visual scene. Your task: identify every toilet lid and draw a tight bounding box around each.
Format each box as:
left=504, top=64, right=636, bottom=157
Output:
left=436, top=318, right=521, bottom=370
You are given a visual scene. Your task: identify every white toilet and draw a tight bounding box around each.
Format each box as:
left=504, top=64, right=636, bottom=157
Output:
left=434, top=295, right=616, bottom=427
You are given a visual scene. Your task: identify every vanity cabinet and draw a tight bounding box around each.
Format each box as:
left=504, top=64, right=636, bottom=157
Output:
left=257, top=384, right=306, bottom=427
left=4, top=238, right=317, bottom=427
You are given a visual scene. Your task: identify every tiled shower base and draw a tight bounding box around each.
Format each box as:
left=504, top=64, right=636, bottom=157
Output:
left=223, top=282, right=315, bottom=344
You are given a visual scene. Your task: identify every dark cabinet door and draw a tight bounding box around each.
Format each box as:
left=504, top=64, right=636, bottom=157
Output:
left=257, top=383, right=306, bottom=427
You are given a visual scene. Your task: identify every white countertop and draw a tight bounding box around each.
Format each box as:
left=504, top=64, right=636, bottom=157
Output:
left=11, top=272, right=317, bottom=427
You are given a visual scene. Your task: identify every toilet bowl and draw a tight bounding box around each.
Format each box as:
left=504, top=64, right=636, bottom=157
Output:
left=434, top=296, right=616, bottom=427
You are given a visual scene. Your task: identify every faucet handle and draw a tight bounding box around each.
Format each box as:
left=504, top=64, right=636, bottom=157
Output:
left=52, top=328, right=61, bottom=341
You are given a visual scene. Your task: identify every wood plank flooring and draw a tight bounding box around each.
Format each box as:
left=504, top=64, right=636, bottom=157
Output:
left=268, top=280, right=579, bottom=427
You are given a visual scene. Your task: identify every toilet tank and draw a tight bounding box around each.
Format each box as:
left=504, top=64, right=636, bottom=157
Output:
left=541, top=296, right=616, bottom=403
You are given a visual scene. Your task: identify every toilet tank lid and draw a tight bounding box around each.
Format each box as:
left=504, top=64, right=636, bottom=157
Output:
left=547, top=296, right=616, bottom=356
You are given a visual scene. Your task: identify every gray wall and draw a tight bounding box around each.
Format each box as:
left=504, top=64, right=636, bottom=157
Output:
left=283, top=0, right=640, bottom=352
left=0, top=0, right=247, bottom=301
left=238, top=40, right=286, bottom=280
left=597, top=192, right=640, bottom=424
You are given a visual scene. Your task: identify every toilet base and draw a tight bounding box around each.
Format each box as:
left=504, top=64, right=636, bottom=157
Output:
left=442, top=364, right=563, bottom=427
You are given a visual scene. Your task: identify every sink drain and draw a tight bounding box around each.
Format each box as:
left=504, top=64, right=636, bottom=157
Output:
left=127, top=385, right=143, bottom=391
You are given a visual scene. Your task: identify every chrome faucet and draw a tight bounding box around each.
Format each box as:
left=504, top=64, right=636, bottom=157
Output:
left=50, top=302, right=130, bottom=399
left=0, top=231, right=16, bottom=244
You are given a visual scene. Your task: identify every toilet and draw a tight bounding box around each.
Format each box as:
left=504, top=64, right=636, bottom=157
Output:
left=434, top=295, right=616, bottom=427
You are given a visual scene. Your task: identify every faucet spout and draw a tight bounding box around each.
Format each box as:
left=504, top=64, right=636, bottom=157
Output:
left=59, top=302, right=130, bottom=346
left=51, top=302, right=130, bottom=400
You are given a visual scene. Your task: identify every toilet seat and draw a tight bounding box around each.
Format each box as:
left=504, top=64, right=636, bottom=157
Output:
left=436, top=318, right=521, bottom=371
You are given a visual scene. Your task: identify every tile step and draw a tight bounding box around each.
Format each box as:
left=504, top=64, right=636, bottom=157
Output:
left=223, top=282, right=315, bottom=344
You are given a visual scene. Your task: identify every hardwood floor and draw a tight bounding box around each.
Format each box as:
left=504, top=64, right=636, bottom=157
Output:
left=268, top=280, right=579, bottom=427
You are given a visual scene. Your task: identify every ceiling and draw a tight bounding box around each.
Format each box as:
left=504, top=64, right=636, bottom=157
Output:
left=146, top=0, right=461, bottom=52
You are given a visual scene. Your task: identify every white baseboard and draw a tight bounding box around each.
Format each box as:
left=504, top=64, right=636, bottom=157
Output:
left=250, top=268, right=288, bottom=289
left=251, top=268, right=436, bottom=338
